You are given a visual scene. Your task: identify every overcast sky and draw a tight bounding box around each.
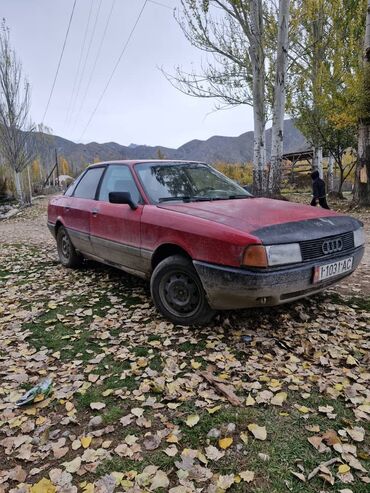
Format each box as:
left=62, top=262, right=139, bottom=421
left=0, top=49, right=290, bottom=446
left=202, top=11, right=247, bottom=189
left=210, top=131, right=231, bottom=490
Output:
left=2, top=0, right=254, bottom=148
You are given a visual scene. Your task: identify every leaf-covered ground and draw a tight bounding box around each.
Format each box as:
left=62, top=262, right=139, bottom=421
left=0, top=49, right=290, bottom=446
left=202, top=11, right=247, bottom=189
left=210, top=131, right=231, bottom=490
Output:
left=0, top=198, right=369, bottom=493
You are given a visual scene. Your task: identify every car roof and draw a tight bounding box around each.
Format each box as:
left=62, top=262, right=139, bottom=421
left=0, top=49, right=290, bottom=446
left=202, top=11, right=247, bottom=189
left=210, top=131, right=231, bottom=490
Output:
left=88, top=160, right=205, bottom=167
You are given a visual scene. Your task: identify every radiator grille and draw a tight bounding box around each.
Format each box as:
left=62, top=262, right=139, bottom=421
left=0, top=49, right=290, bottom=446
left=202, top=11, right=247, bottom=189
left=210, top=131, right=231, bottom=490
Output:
left=300, top=231, right=354, bottom=261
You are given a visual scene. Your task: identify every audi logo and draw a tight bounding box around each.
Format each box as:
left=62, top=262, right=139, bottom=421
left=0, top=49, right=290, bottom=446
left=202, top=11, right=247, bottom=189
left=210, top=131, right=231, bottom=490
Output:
left=322, top=238, right=343, bottom=255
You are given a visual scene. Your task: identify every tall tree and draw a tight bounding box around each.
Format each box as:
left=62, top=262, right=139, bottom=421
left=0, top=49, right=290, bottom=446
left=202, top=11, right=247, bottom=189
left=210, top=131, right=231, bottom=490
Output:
left=165, top=0, right=268, bottom=194
left=268, top=0, right=290, bottom=194
left=355, top=0, right=370, bottom=204
left=288, top=0, right=367, bottom=191
left=0, top=21, right=34, bottom=204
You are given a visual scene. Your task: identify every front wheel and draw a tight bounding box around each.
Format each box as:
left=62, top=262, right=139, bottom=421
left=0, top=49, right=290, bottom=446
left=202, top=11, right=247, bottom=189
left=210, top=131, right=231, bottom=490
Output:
left=56, top=226, right=83, bottom=268
left=150, top=255, right=215, bottom=326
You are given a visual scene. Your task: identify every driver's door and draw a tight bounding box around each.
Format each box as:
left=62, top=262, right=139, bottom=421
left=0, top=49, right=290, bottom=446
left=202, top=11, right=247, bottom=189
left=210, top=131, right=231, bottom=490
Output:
left=90, top=164, right=143, bottom=271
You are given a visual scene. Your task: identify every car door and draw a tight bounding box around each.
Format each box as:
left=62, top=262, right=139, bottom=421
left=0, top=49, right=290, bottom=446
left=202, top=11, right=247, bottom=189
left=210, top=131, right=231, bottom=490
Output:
left=90, top=164, right=144, bottom=272
left=65, top=166, right=105, bottom=255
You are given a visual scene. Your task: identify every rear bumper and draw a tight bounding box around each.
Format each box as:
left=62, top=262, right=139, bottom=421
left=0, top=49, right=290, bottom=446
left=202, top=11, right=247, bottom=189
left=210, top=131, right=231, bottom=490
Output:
left=194, top=246, right=364, bottom=310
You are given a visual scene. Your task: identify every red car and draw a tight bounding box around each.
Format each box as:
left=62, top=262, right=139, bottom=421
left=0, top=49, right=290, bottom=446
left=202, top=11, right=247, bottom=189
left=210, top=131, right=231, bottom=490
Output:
left=48, top=160, right=365, bottom=325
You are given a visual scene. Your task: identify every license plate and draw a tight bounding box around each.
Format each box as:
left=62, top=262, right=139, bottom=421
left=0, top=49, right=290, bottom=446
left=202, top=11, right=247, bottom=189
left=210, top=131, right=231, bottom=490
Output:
left=313, top=257, right=353, bottom=283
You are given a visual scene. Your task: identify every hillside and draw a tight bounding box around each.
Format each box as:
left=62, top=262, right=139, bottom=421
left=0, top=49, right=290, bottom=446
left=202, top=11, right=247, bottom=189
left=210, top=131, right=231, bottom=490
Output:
left=36, top=119, right=310, bottom=173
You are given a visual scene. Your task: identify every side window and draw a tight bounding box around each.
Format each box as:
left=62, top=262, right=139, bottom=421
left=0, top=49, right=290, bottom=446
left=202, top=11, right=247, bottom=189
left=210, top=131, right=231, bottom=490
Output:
left=73, top=167, right=104, bottom=199
left=64, top=180, right=76, bottom=197
left=98, top=165, right=141, bottom=203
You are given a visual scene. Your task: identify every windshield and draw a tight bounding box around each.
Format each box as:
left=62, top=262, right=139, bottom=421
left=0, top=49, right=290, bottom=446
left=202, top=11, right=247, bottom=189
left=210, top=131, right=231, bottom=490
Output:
left=135, top=162, right=252, bottom=203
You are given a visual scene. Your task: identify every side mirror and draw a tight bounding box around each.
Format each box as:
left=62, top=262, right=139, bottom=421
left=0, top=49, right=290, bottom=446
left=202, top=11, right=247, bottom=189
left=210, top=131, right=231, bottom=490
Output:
left=109, top=191, right=138, bottom=210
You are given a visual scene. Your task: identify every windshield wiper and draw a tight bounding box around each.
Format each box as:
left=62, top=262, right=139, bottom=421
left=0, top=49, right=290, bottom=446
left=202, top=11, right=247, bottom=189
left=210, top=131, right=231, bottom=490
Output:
left=158, top=196, right=193, bottom=202
left=227, top=194, right=254, bottom=199
left=158, top=194, right=252, bottom=203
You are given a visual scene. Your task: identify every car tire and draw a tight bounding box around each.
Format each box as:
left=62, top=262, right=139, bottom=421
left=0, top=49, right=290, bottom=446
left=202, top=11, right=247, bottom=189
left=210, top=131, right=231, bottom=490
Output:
left=150, top=254, right=215, bottom=326
left=56, top=226, right=83, bottom=268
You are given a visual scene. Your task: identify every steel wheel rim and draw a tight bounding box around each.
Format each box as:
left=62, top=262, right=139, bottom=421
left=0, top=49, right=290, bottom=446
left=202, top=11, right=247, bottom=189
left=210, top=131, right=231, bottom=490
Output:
left=60, top=232, right=71, bottom=260
left=159, top=270, right=202, bottom=318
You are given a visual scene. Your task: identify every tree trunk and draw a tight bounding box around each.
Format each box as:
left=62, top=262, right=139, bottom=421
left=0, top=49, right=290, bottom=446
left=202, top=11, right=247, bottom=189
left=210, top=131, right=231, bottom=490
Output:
left=269, top=0, right=290, bottom=195
left=355, top=0, right=370, bottom=205
left=338, top=166, right=344, bottom=194
left=317, top=147, right=323, bottom=178
left=252, top=97, right=266, bottom=195
left=312, top=146, right=323, bottom=177
left=328, top=154, right=334, bottom=192
left=14, top=171, right=23, bottom=204
left=27, top=165, right=32, bottom=205
left=250, top=0, right=266, bottom=195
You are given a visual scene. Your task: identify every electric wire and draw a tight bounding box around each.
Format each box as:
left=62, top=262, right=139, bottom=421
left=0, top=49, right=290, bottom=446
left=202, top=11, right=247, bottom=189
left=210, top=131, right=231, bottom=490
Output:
left=70, top=0, right=103, bottom=129
left=147, top=0, right=173, bottom=9
left=65, top=0, right=95, bottom=126
left=78, top=0, right=148, bottom=141
left=42, top=0, right=77, bottom=123
left=72, top=0, right=117, bottom=127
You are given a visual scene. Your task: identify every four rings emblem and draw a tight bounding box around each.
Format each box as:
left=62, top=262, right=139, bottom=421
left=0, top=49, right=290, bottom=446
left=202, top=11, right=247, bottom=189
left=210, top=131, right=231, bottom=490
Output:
left=322, top=238, right=343, bottom=255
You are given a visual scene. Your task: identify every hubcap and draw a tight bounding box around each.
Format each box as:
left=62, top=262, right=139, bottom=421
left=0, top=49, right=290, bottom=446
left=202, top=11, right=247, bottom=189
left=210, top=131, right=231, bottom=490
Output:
left=159, top=271, right=201, bottom=317
left=60, top=233, right=70, bottom=260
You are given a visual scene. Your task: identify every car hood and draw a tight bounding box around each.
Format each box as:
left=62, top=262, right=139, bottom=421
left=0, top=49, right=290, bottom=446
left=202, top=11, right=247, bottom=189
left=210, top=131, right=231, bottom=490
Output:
left=158, top=198, right=362, bottom=243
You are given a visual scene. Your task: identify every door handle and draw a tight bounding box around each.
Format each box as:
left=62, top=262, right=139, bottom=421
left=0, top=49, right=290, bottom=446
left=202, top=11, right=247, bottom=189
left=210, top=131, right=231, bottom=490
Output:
left=65, top=206, right=70, bottom=212
left=91, top=208, right=99, bottom=217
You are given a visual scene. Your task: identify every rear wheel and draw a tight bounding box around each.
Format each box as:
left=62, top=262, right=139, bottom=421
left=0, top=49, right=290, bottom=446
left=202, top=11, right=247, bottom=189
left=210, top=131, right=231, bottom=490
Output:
left=56, top=226, right=83, bottom=268
left=150, top=255, right=215, bottom=326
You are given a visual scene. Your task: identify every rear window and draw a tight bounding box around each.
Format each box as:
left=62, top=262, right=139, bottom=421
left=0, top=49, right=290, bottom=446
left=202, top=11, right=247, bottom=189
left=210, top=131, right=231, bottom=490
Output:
left=73, top=167, right=104, bottom=199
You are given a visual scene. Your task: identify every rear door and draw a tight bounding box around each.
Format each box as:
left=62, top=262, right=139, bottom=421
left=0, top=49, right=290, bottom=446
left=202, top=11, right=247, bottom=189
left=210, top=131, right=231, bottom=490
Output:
left=90, top=164, right=144, bottom=272
left=65, top=166, right=105, bottom=255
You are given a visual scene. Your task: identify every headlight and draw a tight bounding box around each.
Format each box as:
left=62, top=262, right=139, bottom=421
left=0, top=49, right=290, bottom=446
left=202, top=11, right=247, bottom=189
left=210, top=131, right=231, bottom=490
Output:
left=353, top=227, right=365, bottom=248
left=242, top=243, right=302, bottom=267
left=266, top=243, right=302, bottom=266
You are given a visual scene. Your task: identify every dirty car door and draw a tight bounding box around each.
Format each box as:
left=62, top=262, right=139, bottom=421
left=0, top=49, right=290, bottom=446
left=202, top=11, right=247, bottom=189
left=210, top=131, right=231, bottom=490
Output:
left=90, top=164, right=143, bottom=272
left=67, top=166, right=105, bottom=255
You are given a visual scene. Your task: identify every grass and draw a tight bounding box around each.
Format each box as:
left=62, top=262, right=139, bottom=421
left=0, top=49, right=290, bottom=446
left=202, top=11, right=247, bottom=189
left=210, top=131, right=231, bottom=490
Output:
left=2, top=242, right=369, bottom=492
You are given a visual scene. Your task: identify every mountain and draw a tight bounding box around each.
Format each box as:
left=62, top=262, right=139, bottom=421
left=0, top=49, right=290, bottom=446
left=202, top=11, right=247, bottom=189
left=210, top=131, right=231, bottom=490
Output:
left=36, top=119, right=310, bottom=173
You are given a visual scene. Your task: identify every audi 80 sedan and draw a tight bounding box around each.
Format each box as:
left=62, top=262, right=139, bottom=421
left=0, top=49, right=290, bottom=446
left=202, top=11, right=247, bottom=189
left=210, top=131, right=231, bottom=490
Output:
left=48, top=160, right=365, bottom=325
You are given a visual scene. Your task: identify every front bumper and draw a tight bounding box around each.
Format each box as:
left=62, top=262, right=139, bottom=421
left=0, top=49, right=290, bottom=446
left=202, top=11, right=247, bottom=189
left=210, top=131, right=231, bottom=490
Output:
left=194, top=246, right=365, bottom=310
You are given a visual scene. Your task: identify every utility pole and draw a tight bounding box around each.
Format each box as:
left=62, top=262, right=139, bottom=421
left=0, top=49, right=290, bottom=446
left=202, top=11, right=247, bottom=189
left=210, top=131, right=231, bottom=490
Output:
left=55, top=149, right=60, bottom=188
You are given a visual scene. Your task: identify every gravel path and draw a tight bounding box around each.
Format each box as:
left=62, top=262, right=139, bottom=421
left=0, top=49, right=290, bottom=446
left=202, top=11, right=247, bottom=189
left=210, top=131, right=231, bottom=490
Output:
left=1, top=195, right=369, bottom=295
left=0, top=197, right=53, bottom=246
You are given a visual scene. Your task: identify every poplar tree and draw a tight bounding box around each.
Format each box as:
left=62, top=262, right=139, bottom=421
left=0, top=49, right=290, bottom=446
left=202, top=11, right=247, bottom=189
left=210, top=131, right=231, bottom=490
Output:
left=355, top=0, right=370, bottom=204
left=0, top=21, right=34, bottom=204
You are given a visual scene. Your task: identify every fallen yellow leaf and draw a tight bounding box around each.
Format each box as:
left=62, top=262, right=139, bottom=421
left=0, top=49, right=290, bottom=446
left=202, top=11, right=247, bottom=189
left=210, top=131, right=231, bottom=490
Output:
left=271, top=392, right=287, bottom=406
left=239, top=470, right=255, bottom=483
left=219, top=437, right=233, bottom=449
left=246, top=394, right=255, bottom=406
left=65, top=401, right=74, bottom=412
left=297, top=406, right=310, bottom=414
left=247, top=423, right=267, bottom=441
left=185, top=414, right=200, bottom=427
left=338, top=464, right=350, bottom=474
left=207, top=405, right=221, bottom=414
left=80, top=436, right=92, bottom=449
left=240, top=432, right=249, bottom=444
left=30, top=478, right=56, bottom=493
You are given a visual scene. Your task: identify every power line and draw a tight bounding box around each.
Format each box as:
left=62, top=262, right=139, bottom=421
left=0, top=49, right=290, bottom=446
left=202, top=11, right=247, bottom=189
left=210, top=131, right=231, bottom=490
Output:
left=78, top=0, right=148, bottom=141
left=148, top=0, right=173, bottom=9
left=42, top=0, right=77, bottom=123
left=72, top=0, right=117, bottom=126
left=70, top=0, right=103, bottom=129
left=65, top=0, right=95, bottom=126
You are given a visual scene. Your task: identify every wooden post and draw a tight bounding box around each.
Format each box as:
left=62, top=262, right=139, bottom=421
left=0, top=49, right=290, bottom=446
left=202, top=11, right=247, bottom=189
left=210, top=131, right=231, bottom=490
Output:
left=27, top=166, right=32, bottom=204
